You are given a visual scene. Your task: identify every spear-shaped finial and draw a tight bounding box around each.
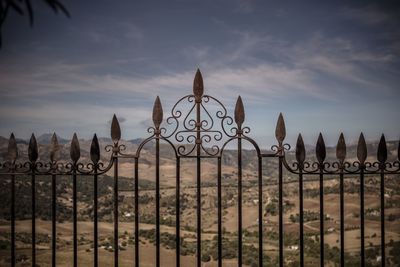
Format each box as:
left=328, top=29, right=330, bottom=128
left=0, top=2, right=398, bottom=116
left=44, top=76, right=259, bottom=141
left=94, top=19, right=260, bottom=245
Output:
left=234, top=96, right=245, bottom=129
left=152, top=96, right=163, bottom=130
left=28, top=133, right=38, bottom=162
left=275, top=113, right=286, bottom=144
left=8, top=133, right=18, bottom=163
left=377, top=134, right=387, bottom=164
left=50, top=133, right=60, bottom=162
left=111, top=114, right=121, bottom=143
left=193, top=68, right=204, bottom=101
left=295, top=134, right=306, bottom=164
left=90, top=134, right=100, bottom=164
left=70, top=133, right=81, bottom=163
left=316, top=133, right=326, bottom=163
left=336, top=133, right=346, bottom=164
left=357, top=133, right=367, bottom=165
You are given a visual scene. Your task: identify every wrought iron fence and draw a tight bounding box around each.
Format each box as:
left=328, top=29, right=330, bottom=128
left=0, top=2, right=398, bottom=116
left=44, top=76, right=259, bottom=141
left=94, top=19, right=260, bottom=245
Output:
left=0, top=69, right=399, bottom=267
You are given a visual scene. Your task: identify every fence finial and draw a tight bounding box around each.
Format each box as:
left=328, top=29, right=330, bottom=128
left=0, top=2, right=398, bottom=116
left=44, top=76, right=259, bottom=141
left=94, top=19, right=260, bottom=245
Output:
left=336, top=133, right=346, bottom=163
left=377, top=134, right=387, bottom=164
left=8, top=133, right=18, bottom=163
left=357, top=133, right=367, bottom=165
left=111, top=114, right=121, bottom=143
left=28, top=133, right=38, bottom=162
left=275, top=113, right=286, bottom=144
left=70, top=133, right=81, bottom=163
left=90, top=134, right=100, bottom=164
left=193, top=69, right=204, bottom=100
left=152, top=96, right=163, bottom=130
left=234, top=96, right=245, bottom=129
left=50, top=133, right=60, bottom=162
left=316, top=133, right=326, bottom=163
left=295, top=134, right=305, bottom=164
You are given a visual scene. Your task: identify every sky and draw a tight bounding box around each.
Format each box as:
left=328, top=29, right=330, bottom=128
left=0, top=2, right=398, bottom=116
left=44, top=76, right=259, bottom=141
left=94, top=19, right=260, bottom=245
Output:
left=0, top=0, right=399, bottom=148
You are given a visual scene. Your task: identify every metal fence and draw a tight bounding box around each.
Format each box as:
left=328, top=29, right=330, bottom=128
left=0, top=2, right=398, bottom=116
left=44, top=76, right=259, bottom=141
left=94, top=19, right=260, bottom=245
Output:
left=0, top=69, right=399, bottom=267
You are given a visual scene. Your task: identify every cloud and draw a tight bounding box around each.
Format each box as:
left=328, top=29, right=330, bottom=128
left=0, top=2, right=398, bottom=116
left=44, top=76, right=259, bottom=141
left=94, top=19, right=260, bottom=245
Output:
left=234, top=0, right=256, bottom=14
left=107, top=116, right=127, bottom=124
left=341, top=5, right=391, bottom=25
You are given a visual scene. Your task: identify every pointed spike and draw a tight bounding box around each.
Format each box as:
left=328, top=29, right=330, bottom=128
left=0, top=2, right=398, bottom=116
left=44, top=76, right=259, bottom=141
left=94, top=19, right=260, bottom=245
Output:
left=316, top=133, right=326, bottom=163
left=111, top=114, right=121, bottom=143
left=7, top=133, right=18, bottom=162
left=336, top=133, right=346, bottom=162
left=90, top=134, right=100, bottom=164
left=295, top=134, right=306, bottom=164
left=70, top=133, right=80, bottom=163
left=357, top=133, right=367, bottom=164
left=50, top=133, right=60, bottom=162
left=234, top=96, right=245, bottom=128
left=275, top=113, right=286, bottom=143
left=193, top=68, right=204, bottom=98
left=152, top=96, right=163, bottom=129
left=377, top=134, right=387, bottom=163
left=28, top=133, right=38, bottom=162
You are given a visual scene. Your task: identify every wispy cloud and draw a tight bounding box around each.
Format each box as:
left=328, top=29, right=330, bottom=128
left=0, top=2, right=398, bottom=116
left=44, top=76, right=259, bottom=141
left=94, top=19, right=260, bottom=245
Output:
left=1, top=1, right=399, bottom=142
left=234, top=0, right=256, bottom=14
left=341, top=5, right=391, bottom=25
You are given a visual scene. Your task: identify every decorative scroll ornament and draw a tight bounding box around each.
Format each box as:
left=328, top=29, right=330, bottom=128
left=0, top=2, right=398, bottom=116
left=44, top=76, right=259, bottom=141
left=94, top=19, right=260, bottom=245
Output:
left=160, top=69, right=245, bottom=157
left=28, top=134, right=38, bottom=162
left=70, top=133, right=81, bottom=163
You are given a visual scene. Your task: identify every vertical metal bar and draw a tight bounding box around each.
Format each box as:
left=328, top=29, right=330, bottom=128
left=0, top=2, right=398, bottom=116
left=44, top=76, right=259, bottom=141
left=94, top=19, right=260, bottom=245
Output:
left=238, top=137, right=242, bottom=267
left=299, top=169, right=304, bottom=267
left=73, top=170, right=77, bottom=267
left=52, top=173, right=57, bottom=267
left=380, top=169, right=385, bottom=267
left=278, top=156, right=284, bottom=267
left=258, top=156, right=263, bottom=267
left=156, top=138, right=160, bottom=267
left=176, top=157, right=181, bottom=267
left=339, top=170, right=344, bottom=267
left=31, top=170, right=36, bottom=267
left=196, top=100, right=201, bottom=267
left=360, top=167, right=365, bottom=267
left=135, top=157, right=139, bottom=267
left=319, top=168, right=324, bottom=267
left=93, top=166, right=98, bottom=267
left=114, top=156, right=119, bottom=267
left=11, top=173, right=15, bottom=267
left=217, top=157, right=222, bottom=267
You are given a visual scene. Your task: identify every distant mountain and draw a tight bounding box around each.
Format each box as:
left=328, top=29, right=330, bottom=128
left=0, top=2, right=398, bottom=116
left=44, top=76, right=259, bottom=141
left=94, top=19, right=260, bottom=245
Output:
left=127, top=138, right=153, bottom=145
left=37, top=133, right=69, bottom=144
left=0, top=134, right=398, bottom=165
left=0, top=136, right=8, bottom=143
